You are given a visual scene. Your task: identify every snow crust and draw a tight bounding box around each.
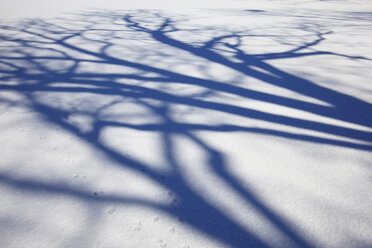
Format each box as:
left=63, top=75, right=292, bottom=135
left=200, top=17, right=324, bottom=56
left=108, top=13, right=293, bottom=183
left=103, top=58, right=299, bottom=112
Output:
left=1, top=1, right=372, bottom=248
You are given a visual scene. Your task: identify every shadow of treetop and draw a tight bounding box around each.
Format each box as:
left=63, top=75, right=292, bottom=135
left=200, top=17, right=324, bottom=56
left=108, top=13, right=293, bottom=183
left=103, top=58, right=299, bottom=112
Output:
left=0, top=9, right=371, bottom=248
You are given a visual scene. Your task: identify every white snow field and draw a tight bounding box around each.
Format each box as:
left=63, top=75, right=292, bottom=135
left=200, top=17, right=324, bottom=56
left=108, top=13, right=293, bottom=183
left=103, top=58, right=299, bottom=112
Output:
left=1, top=0, right=372, bottom=247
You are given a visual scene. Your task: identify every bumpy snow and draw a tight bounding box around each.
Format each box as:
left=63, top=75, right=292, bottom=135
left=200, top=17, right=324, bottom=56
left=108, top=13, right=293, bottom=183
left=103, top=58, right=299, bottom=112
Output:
left=0, top=1, right=372, bottom=248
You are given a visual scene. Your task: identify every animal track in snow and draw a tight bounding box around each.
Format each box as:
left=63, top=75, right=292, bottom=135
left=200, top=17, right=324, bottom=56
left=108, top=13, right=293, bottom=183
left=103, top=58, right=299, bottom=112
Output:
left=19, top=128, right=31, bottom=132
left=106, top=208, right=116, bottom=214
left=170, top=198, right=178, bottom=206
left=167, top=191, right=179, bottom=206
left=159, top=241, right=167, bottom=248
left=134, top=222, right=142, bottom=231
left=73, top=175, right=86, bottom=179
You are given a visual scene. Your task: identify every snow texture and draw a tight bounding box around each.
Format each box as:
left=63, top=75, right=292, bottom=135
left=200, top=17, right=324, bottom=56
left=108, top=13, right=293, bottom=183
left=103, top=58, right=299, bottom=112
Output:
left=0, top=1, right=372, bottom=248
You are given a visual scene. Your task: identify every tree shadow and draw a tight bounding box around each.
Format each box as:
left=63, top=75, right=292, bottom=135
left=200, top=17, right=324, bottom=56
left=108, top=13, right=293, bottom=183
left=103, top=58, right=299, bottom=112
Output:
left=0, top=9, right=371, bottom=248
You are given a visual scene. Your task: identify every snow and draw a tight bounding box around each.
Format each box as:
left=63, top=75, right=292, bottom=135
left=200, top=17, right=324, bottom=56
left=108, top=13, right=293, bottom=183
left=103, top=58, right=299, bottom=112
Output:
left=1, top=0, right=372, bottom=247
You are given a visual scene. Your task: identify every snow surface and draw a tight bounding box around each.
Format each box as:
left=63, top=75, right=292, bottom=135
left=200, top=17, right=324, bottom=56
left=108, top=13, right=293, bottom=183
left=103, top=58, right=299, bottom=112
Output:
left=1, top=0, right=372, bottom=247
